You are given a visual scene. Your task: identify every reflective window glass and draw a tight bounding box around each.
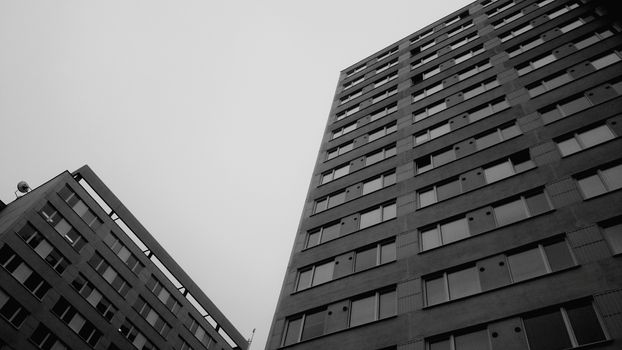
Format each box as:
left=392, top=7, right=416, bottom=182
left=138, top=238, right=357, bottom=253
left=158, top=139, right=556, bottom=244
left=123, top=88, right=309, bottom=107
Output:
left=578, top=175, right=607, bottom=198
left=360, top=208, right=382, bottom=229
left=312, top=262, right=334, bottom=286
left=524, top=309, right=572, bottom=350
left=447, top=267, right=480, bottom=299
left=508, top=247, right=546, bottom=282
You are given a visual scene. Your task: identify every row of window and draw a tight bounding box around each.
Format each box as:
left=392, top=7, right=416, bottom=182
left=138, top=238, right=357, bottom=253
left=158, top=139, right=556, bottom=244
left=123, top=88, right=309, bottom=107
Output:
left=421, top=189, right=551, bottom=251
left=321, top=144, right=396, bottom=184
left=145, top=274, right=183, bottom=316
left=412, top=60, right=492, bottom=103
left=428, top=299, right=606, bottom=350
left=58, top=185, right=104, bottom=231
left=327, top=122, right=397, bottom=161
left=52, top=297, right=102, bottom=347
left=88, top=252, right=132, bottom=298
left=0, top=287, right=28, bottom=328
left=557, top=123, right=616, bottom=157
left=71, top=273, right=117, bottom=321
left=17, top=223, right=70, bottom=273
left=331, top=103, right=397, bottom=140
left=39, top=202, right=88, bottom=251
left=296, top=240, right=396, bottom=291
left=314, top=171, right=396, bottom=214
left=336, top=85, right=397, bottom=123
left=282, top=288, right=396, bottom=346
left=307, top=202, right=397, bottom=249
left=419, top=149, right=533, bottom=208
left=102, top=231, right=145, bottom=275
left=425, top=237, right=574, bottom=305
left=134, top=297, right=172, bottom=338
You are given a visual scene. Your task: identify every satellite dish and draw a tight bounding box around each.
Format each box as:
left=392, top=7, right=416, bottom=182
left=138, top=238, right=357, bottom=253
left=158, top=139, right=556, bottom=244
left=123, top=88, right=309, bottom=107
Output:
left=17, top=181, right=31, bottom=193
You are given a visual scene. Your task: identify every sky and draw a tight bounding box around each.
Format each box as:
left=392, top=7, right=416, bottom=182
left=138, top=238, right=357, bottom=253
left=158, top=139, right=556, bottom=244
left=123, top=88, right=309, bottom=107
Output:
left=0, top=1, right=472, bottom=348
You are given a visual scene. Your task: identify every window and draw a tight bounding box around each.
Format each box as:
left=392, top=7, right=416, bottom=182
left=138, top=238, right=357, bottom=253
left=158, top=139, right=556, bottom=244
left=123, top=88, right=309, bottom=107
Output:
left=377, top=47, right=398, bottom=61
left=418, top=178, right=461, bottom=208
left=88, top=253, right=132, bottom=298
left=411, top=52, right=439, bottom=70
left=467, top=98, right=510, bottom=123
left=350, top=289, right=396, bottom=327
left=474, top=123, right=521, bottom=150
left=326, top=141, right=354, bottom=160
left=415, top=148, right=456, bottom=173
left=314, top=190, right=346, bottom=213
left=445, top=12, right=466, bottom=27
left=0, top=245, right=51, bottom=299
left=539, top=94, right=592, bottom=124
left=412, top=81, right=444, bottom=102
left=17, top=223, right=69, bottom=273
left=374, top=71, right=398, bottom=88
left=547, top=2, right=580, bottom=20
left=376, top=58, right=398, bottom=73
left=528, top=71, right=573, bottom=97
left=185, top=316, right=215, bottom=348
left=30, top=324, right=69, bottom=350
left=486, top=1, right=515, bottom=17
left=454, top=44, right=485, bottom=64
left=134, top=297, right=171, bottom=337
left=419, top=40, right=436, bottom=52
left=368, top=123, right=397, bottom=143
left=365, top=145, right=396, bottom=166
left=336, top=104, right=360, bottom=121
left=372, top=86, right=397, bottom=104
left=507, top=36, right=545, bottom=57
left=332, top=122, right=357, bottom=139
left=362, top=171, right=397, bottom=195
left=523, top=301, right=606, bottom=350
left=574, top=27, right=618, bottom=50
left=410, top=29, right=434, bottom=44
left=52, top=297, right=102, bottom=346
left=360, top=202, right=397, bottom=229
left=119, top=318, right=159, bottom=350
left=557, top=124, right=616, bottom=157
left=346, top=64, right=366, bottom=77
left=507, top=240, right=574, bottom=282
left=536, top=0, right=554, bottom=7
left=102, top=231, right=145, bottom=275
left=577, top=163, right=622, bottom=199
left=178, top=338, right=194, bottom=350
left=483, top=151, right=535, bottom=184
left=500, top=22, right=534, bottom=42
left=450, top=32, right=479, bottom=50
left=39, top=203, right=87, bottom=251
left=462, top=78, right=499, bottom=100
left=602, top=222, right=622, bottom=254
left=481, top=0, right=499, bottom=7
left=493, top=191, right=551, bottom=226
left=0, top=288, right=28, bottom=328
left=306, top=222, right=341, bottom=248
left=425, top=266, right=481, bottom=305
left=71, top=274, right=117, bottom=321
left=420, top=217, right=469, bottom=251
left=414, top=122, right=451, bottom=145
left=355, top=241, right=396, bottom=271
left=413, top=100, right=447, bottom=122
left=458, top=60, right=492, bottom=81
left=145, top=275, right=182, bottom=315
left=447, top=21, right=473, bottom=37
left=339, top=89, right=362, bottom=105
left=321, top=163, right=350, bottom=184
left=370, top=102, right=398, bottom=121
left=590, top=50, right=622, bottom=70
left=58, top=185, right=103, bottom=230
left=422, top=65, right=441, bottom=79
left=560, top=17, right=588, bottom=33
left=428, top=328, right=490, bottom=350
left=296, top=260, right=334, bottom=291
left=343, top=76, right=365, bottom=90
left=492, top=10, right=523, bottom=29
left=516, top=53, right=556, bottom=76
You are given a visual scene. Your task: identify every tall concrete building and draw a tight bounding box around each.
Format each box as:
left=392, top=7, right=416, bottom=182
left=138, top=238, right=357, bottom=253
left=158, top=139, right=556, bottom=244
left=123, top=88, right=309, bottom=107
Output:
left=266, top=0, right=622, bottom=349
left=0, top=165, right=247, bottom=350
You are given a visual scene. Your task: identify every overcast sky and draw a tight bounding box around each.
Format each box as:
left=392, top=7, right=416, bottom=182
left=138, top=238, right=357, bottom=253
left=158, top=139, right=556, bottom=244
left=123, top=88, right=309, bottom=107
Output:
left=0, top=1, right=472, bottom=348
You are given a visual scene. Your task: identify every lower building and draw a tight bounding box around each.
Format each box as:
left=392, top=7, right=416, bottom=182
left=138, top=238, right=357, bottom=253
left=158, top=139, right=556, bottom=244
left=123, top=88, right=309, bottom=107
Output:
left=0, top=165, right=247, bottom=350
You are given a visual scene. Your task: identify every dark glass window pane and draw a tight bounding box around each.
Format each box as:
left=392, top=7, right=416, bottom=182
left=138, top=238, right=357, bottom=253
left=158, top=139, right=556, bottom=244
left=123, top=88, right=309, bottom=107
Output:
left=321, top=223, right=340, bottom=243
left=526, top=192, right=551, bottom=216
left=355, top=247, right=377, bottom=271
left=350, top=295, right=375, bottom=327
left=311, top=262, right=333, bottom=286
left=301, top=310, right=325, bottom=341
left=566, top=302, right=606, bottom=345
left=454, top=329, right=490, bottom=350
left=448, top=267, right=480, bottom=299
left=379, top=290, right=396, bottom=318
left=426, top=277, right=447, bottom=305
left=297, top=269, right=312, bottom=291
left=437, top=180, right=461, bottom=201
left=603, top=223, right=622, bottom=254
left=524, top=309, right=572, bottom=350
left=544, top=241, right=574, bottom=272
left=508, top=247, right=547, bottom=282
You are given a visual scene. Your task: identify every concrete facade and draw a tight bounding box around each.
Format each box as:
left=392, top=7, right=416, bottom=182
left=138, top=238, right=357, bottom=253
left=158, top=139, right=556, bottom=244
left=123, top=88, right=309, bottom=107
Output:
left=0, top=165, right=247, bottom=350
left=266, top=0, right=622, bottom=349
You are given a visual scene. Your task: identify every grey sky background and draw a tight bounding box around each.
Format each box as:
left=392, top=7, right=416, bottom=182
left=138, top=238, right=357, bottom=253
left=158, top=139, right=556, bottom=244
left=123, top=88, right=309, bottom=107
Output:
left=0, top=1, right=472, bottom=348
